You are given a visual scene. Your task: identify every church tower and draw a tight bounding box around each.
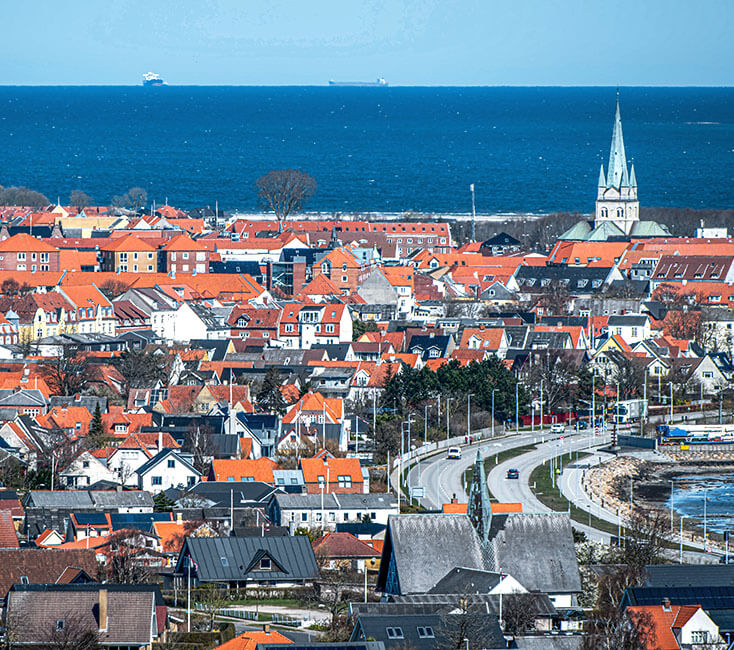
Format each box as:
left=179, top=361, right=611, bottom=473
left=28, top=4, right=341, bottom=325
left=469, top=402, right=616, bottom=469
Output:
left=595, top=93, right=639, bottom=235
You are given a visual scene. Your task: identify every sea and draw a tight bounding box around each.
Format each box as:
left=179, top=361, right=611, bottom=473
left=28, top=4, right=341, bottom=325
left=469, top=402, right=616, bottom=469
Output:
left=0, top=86, right=732, bottom=213
left=669, top=474, right=734, bottom=535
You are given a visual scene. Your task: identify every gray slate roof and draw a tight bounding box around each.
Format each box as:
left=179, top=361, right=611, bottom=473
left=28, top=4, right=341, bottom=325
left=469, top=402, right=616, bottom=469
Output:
left=274, top=493, right=396, bottom=510
left=379, top=515, right=486, bottom=595
left=181, top=535, right=319, bottom=582
left=643, top=564, right=734, bottom=588
left=487, top=514, right=581, bottom=594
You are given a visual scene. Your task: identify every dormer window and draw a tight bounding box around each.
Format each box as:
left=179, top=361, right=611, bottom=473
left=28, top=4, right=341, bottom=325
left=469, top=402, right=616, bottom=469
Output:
left=259, top=557, right=271, bottom=570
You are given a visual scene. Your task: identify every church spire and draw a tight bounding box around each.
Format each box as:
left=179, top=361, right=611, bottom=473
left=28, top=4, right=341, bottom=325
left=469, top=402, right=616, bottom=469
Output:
left=629, top=163, right=637, bottom=187
left=467, top=449, right=492, bottom=544
left=606, top=92, right=630, bottom=189
left=598, top=164, right=606, bottom=187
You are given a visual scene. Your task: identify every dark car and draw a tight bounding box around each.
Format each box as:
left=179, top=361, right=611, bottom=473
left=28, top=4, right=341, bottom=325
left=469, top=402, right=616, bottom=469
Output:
left=577, top=421, right=589, bottom=430
left=506, top=468, right=519, bottom=479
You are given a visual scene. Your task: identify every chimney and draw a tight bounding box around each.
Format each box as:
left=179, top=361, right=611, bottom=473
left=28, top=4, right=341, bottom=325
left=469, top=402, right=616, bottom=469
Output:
left=661, top=597, right=671, bottom=612
left=158, top=430, right=163, bottom=452
left=98, top=588, right=108, bottom=632
left=450, top=493, right=458, bottom=504
left=264, top=624, right=270, bottom=634
left=176, top=512, right=183, bottom=524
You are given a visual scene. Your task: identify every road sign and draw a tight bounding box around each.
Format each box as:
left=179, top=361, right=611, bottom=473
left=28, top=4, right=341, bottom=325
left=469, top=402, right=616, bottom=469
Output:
left=594, top=426, right=599, bottom=436
left=411, top=486, right=425, bottom=498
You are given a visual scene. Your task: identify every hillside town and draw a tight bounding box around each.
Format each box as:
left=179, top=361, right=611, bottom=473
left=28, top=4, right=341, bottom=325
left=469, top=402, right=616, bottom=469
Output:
left=0, top=100, right=732, bottom=650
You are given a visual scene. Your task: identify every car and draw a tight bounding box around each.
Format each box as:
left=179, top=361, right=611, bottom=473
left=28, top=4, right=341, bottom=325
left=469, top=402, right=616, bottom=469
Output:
left=447, top=447, right=461, bottom=459
left=506, top=468, right=519, bottom=479
left=577, top=421, right=589, bottom=430
left=550, top=423, right=565, bottom=434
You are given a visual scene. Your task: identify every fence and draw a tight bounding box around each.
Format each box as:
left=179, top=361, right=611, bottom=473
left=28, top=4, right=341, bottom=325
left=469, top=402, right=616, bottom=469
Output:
left=617, top=434, right=657, bottom=450
left=193, top=603, right=303, bottom=627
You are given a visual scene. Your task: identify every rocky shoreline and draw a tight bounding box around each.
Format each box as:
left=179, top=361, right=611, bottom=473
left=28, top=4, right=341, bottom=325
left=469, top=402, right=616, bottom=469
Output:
left=582, top=450, right=734, bottom=546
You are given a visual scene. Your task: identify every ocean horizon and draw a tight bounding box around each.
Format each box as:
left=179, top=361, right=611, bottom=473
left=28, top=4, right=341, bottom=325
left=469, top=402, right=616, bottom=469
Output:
left=0, top=86, right=731, bottom=213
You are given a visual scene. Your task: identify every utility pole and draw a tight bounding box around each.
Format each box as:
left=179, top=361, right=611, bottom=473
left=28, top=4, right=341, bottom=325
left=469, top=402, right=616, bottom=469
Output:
left=515, top=381, right=520, bottom=433
left=424, top=404, right=428, bottom=444
left=491, top=388, right=498, bottom=437
left=446, top=398, right=453, bottom=441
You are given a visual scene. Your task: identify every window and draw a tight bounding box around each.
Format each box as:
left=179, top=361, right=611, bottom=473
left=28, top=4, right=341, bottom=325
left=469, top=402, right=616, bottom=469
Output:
left=168, top=459, right=175, bottom=468
left=301, top=512, right=308, bottom=522
left=691, top=631, right=708, bottom=644
left=317, top=475, right=325, bottom=489
left=56, top=619, right=65, bottom=632
left=20, top=576, right=28, bottom=584
left=386, top=627, right=403, bottom=639
left=338, top=475, right=352, bottom=489
left=82, top=460, right=90, bottom=468
left=417, top=627, right=435, bottom=639
left=17, top=252, right=26, bottom=261
left=119, top=252, right=128, bottom=263
left=220, top=556, right=229, bottom=567
left=259, top=557, right=271, bottom=570
left=151, top=476, right=162, bottom=486
left=600, top=207, right=608, bottom=218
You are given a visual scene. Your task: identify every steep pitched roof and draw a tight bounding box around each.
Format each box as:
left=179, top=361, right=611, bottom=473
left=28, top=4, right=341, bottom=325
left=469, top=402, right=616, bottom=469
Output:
left=312, top=532, right=380, bottom=559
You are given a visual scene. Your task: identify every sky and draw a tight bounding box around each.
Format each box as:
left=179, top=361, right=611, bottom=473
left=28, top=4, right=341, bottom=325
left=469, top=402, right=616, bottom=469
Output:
left=3, top=0, right=732, bottom=86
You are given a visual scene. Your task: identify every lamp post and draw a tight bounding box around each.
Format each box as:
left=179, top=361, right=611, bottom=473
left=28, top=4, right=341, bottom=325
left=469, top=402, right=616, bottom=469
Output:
left=670, top=382, right=674, bottom=424
left=680, top=515, right=686, bottom=564
left=491, top=388, right=498, bottom=438
left=704, top=488, right=708, bottom=545
left=670, top=479, right=675, bottom=535
left=469, top=183, right=476, bottom=243
left=467, top=393, right=475, bottom=440
left=515, top=382, right=520, bottom=433
left=446, top=398, right=453, bottom=441
left=539, top=379, right=544, bottom=432
left=424, top=404, right=428, bottom=444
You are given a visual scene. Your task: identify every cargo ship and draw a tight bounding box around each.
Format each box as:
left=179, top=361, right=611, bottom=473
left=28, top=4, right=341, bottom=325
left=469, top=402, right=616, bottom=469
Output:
left=142, top=72, right=166, bottom=87
left=328, top=78, right=388, bottom=87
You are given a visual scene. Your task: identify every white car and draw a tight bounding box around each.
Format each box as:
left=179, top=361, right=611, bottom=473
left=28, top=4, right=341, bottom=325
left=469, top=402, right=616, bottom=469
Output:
left=550, top=423, right=565, bottom=434
left=447, top=447, right=461, bottom=459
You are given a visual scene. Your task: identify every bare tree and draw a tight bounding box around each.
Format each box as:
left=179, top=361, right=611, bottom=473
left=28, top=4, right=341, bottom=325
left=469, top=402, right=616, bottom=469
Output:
left=39, top=347, right=90, bottom=396
left=103, top=530, right=153, bottom=584
left=502, top=593, right=540, bottom=636
left=194, top=585, right=231, bottom=631
left=255, top=169, right=316, bottom=227
left=112, top=186, right=147, bottom=212
left=582, top=607, right=655, bottom=650
left=184, top=423, right=217, bottom=473
left=439, top=600, right=499, bottom=649
left=69, top=190, right=94, bottom=209
left=98, top=279, right=131, bottom=300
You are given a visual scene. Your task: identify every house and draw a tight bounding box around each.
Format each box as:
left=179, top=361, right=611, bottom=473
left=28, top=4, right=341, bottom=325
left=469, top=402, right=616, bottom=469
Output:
left=100, top=234, right=157, bottom=273
left=173, top=536, right=319, bottom=588
left=607, top=314, right=651, bottom=345
left=0, top=549, right=98, bottom=603
left=350, top=613, right=507, bottom=650
left=312, top=532, right=380, bottom=571
left=377, top=513, right=581, bottom=608
left=269, top=493, right=398, bottom=530
left=58, top=450, right=118, bottom=488
left=300, top=456, right=367, bottom=494
left=6, top=583, right=164, bottom=648
left=408, top=334, right=454, bottom=361
left=626, top=602, right=726, bottom=649
left=135, top=449, right=200, bottom=492
left=161, top=234, right=210, bottom=274
left=0, top=233, right=62, bottom=272
left=215, top=629, right=294, bottom=650
left=209, top=458, right=278, bottom=483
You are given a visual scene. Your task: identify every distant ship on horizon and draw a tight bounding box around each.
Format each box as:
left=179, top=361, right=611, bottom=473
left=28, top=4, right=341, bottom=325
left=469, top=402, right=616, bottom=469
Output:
left=142, top=72, right=166, bottom=87
left=328, top=78, right=388, bottom=87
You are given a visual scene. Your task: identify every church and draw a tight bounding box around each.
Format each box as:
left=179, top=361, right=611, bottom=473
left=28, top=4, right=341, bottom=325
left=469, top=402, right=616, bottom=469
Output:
left=559, top=94, right=670, bottom=242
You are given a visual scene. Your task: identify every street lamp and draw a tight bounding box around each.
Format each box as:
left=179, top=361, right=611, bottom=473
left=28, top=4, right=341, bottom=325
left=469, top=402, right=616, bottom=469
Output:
left=446, top=398, right=454, bottom=441
left=491, top=388, right=499, bottom=437
left=515, top=381, right=520, bottom=433
left=680, top=515, right=686, bottom=564
left=670, top=479, right=675, bottom=535
left=467, top=393, right=475, bottom=440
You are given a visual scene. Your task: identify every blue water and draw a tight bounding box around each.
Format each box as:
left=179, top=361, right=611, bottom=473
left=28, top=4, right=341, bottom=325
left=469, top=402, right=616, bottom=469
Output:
left=669, top=474, right=734, bottom=534
left=0, top=86, right=732, bottom=212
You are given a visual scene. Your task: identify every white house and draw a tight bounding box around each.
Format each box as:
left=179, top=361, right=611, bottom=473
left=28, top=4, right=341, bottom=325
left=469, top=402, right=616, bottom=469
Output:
left=607, top=314, right=651, bottom=345
left=59, top=450, right=118, bottom=489
left=270, top=493, right=398, bottom=531
left=151, top=302, right=229, bottom=343
left=136, top=449, right=201, bottom=492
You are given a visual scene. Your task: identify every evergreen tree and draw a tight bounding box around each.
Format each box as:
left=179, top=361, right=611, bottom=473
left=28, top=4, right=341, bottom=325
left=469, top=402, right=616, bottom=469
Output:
left=87, top=403, right=107, bottom=449
left=256, top=368, right=287, bottom=416
left=153, top=492, right=175, bottom=512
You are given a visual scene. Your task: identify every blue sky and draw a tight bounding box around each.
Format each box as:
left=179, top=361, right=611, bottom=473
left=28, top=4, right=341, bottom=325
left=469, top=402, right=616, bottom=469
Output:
left=3, top=0, right=732, bottom=85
